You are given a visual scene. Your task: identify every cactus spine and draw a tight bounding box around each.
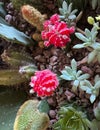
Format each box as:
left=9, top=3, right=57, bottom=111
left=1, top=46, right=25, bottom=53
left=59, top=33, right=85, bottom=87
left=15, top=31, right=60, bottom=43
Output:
left=21, top=5, right=47, bottom=31
left=14, top=100, right=49, bottom=130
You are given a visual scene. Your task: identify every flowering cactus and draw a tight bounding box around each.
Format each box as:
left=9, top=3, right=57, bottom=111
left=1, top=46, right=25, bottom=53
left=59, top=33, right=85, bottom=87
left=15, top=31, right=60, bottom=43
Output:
left=41, top=14, right=75, bottom=48
left=30, top=69, right=59, bottom=97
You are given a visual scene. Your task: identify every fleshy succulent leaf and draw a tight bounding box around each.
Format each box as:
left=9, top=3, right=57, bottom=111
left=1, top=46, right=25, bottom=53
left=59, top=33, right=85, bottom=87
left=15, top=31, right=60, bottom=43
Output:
left=75, top=33, right=88, bottom=42
left=87, top=50, right=97, bottom=63
left=60, top=59, right=90, bottom=91
left=0, top=20, right=33, bottom=46
left=38, top=99, right=50, bottom=113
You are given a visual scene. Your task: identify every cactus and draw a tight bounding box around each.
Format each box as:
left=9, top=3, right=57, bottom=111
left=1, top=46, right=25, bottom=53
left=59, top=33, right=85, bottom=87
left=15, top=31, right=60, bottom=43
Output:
left=1, top=49, right=34, bottom=68
left=21, top=5, right=47, bottom=32
left=14, top=100, right=49, bottom=130
left=0, top=70, right=28, bottom=86
left=0, top=49, right=37, bottom=86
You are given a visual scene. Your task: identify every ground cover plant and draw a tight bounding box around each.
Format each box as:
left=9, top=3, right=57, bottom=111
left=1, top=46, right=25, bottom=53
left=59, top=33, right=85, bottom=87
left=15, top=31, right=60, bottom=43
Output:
left=0, top=0, right=100, bottom=130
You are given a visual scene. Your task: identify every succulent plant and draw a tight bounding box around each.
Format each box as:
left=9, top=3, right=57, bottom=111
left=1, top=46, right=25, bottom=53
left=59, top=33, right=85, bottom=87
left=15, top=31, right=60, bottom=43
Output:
left=1, top=49, right=34, bottom=68
left=0, top=70, right=28, bottom=86
left=73, top=24, right=100, bottom=63
left=0, top=49, right=37, bottom=86
left=53, top=106, right=91, bottom=130
left=60, top=59, right=90, bottom=91
left=90, top=119, right=100, bottom=130
left=57, top=0, right=88, bottom=11
left=21, top=5, right=47, bottom=32
left=0, top=16, right=33, bottom=46
left=94, top=102, right=100, bottom=120
left=59, top=1, right=77, bottom=25
left=90, top=0, right=100, bottom=9
left=80, top=75, right=100, bottom=103
left=57, top=0, right=100, bottom=11
left=14, top=100, right=49, bottom=130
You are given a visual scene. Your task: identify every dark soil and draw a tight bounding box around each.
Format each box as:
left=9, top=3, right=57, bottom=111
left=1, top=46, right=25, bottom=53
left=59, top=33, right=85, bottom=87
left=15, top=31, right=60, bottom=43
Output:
left=0, top=0, right=100, bottom=130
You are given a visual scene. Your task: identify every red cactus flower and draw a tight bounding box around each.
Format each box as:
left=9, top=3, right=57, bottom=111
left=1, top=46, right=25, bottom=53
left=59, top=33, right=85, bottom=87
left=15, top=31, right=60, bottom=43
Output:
left=41, top=14, right=75, bottom=48
left=29, top=69, right=59, bottom=97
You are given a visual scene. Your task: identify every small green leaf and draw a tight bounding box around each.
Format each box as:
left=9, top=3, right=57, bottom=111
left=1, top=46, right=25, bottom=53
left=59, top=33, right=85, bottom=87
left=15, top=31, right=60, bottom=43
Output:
left=78, top=74, right=90, bottom=80
left=67, top=3, right=72, bottom=14
left=68, top=14, right=76, bottom=20
left=73, top=80, right=79, bottom=87
left=94, top=81, right=100, bottom=89
left=90, top=94, right=96, bottom=103
left=62, top=1, right=68, bottom=11
left=70, top=9, right=77, bottom=15
left=94, top=75, right=100, bottom=83
left=73, top=44, right=85, bottom=49
left=60, top=74, right=72, bottom=80
left=85, top=29, right=91, bottom=38
left=75, top=33, right=88, bottom=42
left=38, top=99, right=50, bottom=113
left=92, top=0, right=98, bottom=9
left=71, top=59, right=77, bottom=72
left=88, top=50, right=97, bottom=63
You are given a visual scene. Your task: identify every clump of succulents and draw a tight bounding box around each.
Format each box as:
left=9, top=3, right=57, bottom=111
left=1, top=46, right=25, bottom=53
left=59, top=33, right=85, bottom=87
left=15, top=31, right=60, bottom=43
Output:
left=57, top=0, right=100, bottom=10
left=58, top=1, right=77, bottom=25
left=73, top=22, right=100, bottom=63
left=60, top=59, right=90, bottom=91
left=80, top=75, right=100, bottom=103
left=53, top=106, right=91, bottom=130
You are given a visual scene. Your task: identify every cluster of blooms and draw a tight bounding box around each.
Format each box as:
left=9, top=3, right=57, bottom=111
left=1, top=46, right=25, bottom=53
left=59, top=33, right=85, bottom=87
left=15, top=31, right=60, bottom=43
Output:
left=30, top=69, right=59, bottom=97
left=41, top=14, right=75, bottom=47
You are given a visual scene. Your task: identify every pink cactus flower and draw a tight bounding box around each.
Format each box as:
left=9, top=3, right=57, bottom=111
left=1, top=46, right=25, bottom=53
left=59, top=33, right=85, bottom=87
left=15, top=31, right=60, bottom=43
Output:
left=41, top=14, right=75, bottom=48
left=29, top=69, right=59, bottom=97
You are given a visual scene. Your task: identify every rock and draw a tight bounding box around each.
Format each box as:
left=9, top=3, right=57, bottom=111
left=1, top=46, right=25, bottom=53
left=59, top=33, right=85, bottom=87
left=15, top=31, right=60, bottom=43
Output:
left=43, top=50, right=51, bottom=58
left=47, top=97, right=56, bottom=107
left=64, top=90, right=75, bottom=101
left=49, top=110, right=56, bottom=119
left=51, top=47, right=60, bottom=56
left=34, top=55, right=46, bottom=62
left=5, top=14, right=12, bottom=24
left=49, top=119, right=57, bottom=125
left=39, top=64, right=45, bottom=70
left=50, top=56, right=58, bottom=65
left=81, top=66, right=93, bottom=75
